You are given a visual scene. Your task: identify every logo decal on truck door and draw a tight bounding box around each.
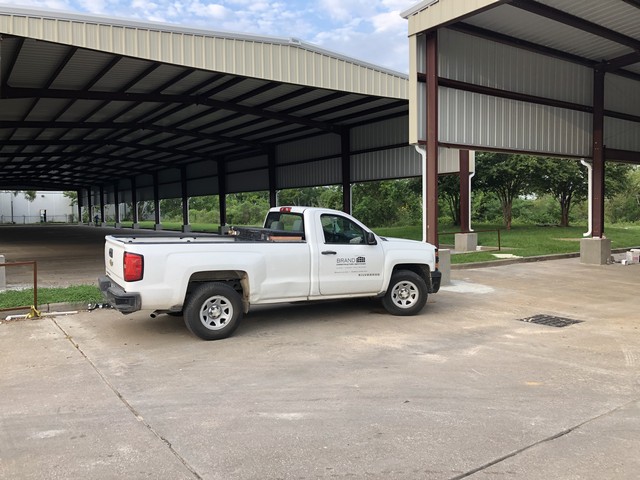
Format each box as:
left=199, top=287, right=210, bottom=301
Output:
left=337, top=256, right=366, bottom=265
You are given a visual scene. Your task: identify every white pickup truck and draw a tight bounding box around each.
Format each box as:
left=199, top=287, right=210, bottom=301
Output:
left=99, top=206, right=441, bottom=340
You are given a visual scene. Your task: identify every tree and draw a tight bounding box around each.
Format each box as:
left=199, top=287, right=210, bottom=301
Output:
left=532, top=158, right=587, bottom=227
left=438, top=174, right=460, bottom=226
left=64, top=191, right=78, bottom=206
left=23, top=190, right=37, bottom=202
left=474, top=153, right=538, bottom=230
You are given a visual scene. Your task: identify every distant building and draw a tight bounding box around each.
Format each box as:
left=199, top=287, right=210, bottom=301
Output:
left=0, top=191, right=75, bottom=224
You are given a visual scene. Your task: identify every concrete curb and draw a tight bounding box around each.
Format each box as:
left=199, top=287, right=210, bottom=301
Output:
left=452, top=246, right=640, bottom=270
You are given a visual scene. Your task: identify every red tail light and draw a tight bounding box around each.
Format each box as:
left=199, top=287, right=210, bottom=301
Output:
left=123, top=252, right=144, bottom=282
left=435, top=248, right=439, bottom=271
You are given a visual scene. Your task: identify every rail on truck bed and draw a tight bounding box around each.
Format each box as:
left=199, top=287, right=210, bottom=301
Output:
left=229, top=226, right=304, bottom=242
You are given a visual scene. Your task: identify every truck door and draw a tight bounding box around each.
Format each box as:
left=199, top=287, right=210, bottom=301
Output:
left=317, top=212, right=385, bottom=295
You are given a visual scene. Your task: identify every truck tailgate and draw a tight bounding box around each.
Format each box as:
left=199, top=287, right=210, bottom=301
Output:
left=104, top=235, right=127, bottom=285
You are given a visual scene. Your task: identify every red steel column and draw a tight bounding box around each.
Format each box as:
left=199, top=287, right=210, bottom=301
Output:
left=459, top=150, right=470, bottom=232
left=592, top=68, right=605, bottom=238
left=425, top=31, right=439, bottom=246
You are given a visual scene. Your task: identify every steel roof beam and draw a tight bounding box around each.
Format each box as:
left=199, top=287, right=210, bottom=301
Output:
left=3, top=86, right=336, bottom=133
left=449, top=22, right=640, bottom=82
left=510, top=0, right=640, bottom=51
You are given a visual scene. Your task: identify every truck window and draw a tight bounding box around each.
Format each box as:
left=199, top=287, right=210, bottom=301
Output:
left=321, top=214, right=366, bottom=244
left=264, top=212, right=304, bottom=233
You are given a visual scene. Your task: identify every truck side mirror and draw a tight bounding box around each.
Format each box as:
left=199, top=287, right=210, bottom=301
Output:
left=366, top=232, right=377, bottom=245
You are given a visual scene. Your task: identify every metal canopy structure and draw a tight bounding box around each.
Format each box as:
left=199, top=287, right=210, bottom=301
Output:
left=403, top=0, right=640, bottom=255
left=0, top=6, right=433, bottom=224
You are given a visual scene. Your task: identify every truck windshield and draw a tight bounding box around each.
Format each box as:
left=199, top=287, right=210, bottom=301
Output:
left=264, top=212, right=304, bottom=233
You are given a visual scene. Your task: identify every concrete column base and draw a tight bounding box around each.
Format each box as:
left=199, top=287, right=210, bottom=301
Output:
left=0, top=254, right=6, bottom=290
left=154, top=224, right=163, bottom=231
left=182, top=225, right=192, bottom=233
left=438, top=249, right=451, bottom=286
left=455, top=233, right=478, bottom=252
left=114, top=223, right=122, bottom=229
left=132, top=223, right=141, bottom=229
left=580, top=237, right=612, bottom=265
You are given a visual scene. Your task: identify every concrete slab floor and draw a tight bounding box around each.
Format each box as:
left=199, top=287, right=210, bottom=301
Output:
left=1, top=258, right=639, bottom=479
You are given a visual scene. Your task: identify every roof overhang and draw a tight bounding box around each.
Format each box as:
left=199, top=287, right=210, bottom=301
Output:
left=0, top=6, right=413, bottom=193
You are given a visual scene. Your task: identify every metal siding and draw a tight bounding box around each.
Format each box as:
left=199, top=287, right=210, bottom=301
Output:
left=351, top=116, right=408, bottom=150
left=137, top=185, right=154, bottom=202
left=439, top=87, right=592, bottom=157
left=277, top=158, right=341, bottom=189
left=352, top=147, right=421, bottom=182
left=605, top=75, right=640, bottom=118
left=188, top=176, right=219, bottom=197
left=466, top=5, right=628, bottom=63
left=276, top=134, right=341, bottom=164
left=227, top=169, right=269, bottom=193
left=227, top=155, right=268, bottom=173
left=156, top=169, right=177, bottom=185
left=439, top=29, right=593, bottom=106
left=0, top=8, right=408, bottom=98
left=157, top=182, right=181, bottom=199
left=188, top=160, right=218, bottom=178
left=605, top=118, right=640, bottom=152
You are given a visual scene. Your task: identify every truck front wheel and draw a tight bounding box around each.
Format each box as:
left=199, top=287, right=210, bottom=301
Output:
left=382, top=270, right=428, bottom=316
left=184, top=283, right=243, bottom=340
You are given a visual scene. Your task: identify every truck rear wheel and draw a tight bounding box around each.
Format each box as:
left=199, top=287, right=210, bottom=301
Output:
left=183, top=282, right=243, bottom=340
left=382, top=270, right=428, bottom=316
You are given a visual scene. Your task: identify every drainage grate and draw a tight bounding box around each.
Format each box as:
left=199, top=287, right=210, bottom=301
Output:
left=518, top=314, right=583, bottom=328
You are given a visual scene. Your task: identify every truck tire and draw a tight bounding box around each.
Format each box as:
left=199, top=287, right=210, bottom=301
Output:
left=183, top=282, right=243, bottom=340
left=382, top=270, right=428, bottom=316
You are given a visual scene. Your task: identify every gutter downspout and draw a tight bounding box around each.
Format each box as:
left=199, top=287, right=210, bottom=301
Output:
left=415, top=144, right=428, bottom=243
left=468, top=168, right=475, bottom=233
left=580, top=158, right=592, bottom=237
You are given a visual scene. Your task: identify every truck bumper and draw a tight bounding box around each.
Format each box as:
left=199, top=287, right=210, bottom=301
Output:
left=430, top=271, right=442, bottom=293
left=98, top=275, right=141, bottom=314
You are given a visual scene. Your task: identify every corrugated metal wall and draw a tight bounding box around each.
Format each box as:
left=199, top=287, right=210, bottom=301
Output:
left=352, top=148, right=421, bottom=181
left=436, top=29, right=593, bottom=157
left=605, top=118, right=640, bottom=152
left=439, top=29, right=593, bottom=106
left=277, top=158, right=342, bottom=189
left=439, top=87, right=593, bottom=156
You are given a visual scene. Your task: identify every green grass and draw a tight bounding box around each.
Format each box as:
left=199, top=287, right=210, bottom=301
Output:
left=0, top=285, right=102, bottom=310
left=375, top=223, right=640, bottom=264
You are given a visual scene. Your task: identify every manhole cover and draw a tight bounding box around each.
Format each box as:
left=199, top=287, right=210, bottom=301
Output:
left=518, top=314, right=583, bottom=328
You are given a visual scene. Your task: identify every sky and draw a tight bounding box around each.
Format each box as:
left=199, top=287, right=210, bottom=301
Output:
left=11, top=0, right=420, bottom=73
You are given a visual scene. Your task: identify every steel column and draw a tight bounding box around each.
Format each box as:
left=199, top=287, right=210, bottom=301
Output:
left=181, top=166, right=189, bottom=228
left=425, top=31, right=439, bottom=247
left=87, top=188, right=93, bottom=225
left=459, top=150, right=470, bottom=232
left=341, top=129, right=352, bottom=214
left=99, top=186, right=105, bottom=224
left=131, top=177, right=139, bottom=227
left=218, top=160, right=227, bottom=226
left=153, top=172, right=161, bottom=227
left=76, top=189, right=82, bottom=224
left=268, top=148, right=277, bottom=207
left=113, top=183, right=120, bottom=225
left=592, top=69, right=606, bottom=238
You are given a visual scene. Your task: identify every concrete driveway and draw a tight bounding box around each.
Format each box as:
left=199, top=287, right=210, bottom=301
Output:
left=1, top=251, right=639, bottom=479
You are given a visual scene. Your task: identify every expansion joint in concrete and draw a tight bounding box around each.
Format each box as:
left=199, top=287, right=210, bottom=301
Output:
left=49, top=317, right=204, bottom=480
